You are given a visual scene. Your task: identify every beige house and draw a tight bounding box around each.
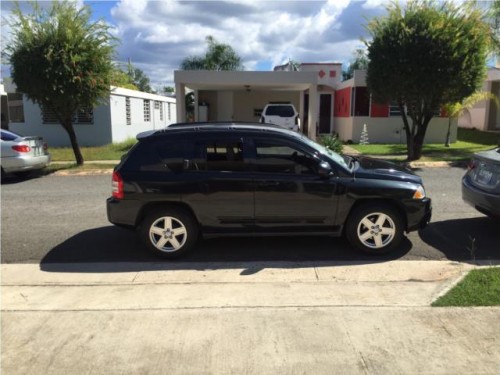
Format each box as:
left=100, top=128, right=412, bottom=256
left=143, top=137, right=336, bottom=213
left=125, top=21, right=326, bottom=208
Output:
left=458, top=68, right=500, bottom=131
left=175, top=63, right=342, bottom=140
left=175, top=64, right=454, bottom=143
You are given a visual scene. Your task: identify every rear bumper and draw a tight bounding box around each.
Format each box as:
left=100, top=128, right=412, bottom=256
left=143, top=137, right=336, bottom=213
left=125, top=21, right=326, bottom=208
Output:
left=1, top=154, right=51, bottom=173
left=107, top=197, right=143, bottom=227
left=462, top=176, right=500, bottom=217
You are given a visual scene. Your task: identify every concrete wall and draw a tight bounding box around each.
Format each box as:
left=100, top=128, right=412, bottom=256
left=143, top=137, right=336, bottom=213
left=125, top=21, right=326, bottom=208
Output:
left=334, top=117, right=455, bottom=144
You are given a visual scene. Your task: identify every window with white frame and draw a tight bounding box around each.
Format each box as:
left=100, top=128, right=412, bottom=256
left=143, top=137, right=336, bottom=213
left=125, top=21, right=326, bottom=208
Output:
left=126, top=97, right=131, bottom=125
left=144, top=100, right=151, bottom=122
left=167, top=103, right=171, bottom=120
left=159, top=102, right=164, bottom=121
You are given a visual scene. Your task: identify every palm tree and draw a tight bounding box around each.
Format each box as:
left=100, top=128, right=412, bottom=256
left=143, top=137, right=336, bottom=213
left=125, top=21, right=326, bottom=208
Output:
left=181, top=36, right=243, bottom=71
left=443, top=91, right=498, bottom=147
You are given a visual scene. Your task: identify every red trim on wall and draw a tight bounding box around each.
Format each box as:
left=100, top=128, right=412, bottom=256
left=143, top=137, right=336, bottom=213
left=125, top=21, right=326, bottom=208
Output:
left=334, top=87, right=351, bottom=117
left=370, top=102, right=389, bottom=117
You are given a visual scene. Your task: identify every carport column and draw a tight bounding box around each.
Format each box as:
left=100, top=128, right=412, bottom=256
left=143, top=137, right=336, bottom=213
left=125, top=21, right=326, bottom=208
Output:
left=194, top=90, right=199, bottom=122
left=308, top=84, right=318, bottom=140
left=176, top=83, right=186, bottom=122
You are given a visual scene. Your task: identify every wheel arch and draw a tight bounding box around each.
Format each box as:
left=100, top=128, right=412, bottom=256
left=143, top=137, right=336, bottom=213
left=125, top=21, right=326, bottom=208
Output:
left=136, top=201, right=200, bottom=230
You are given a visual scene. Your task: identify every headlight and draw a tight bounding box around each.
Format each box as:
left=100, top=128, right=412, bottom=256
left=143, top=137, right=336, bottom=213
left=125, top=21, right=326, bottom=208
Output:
left=412, top=185, right=426, bottom=200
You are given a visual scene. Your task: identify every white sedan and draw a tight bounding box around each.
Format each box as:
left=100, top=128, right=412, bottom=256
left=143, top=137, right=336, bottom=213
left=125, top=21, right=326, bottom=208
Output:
left=1, top=129, right=51, bottom=177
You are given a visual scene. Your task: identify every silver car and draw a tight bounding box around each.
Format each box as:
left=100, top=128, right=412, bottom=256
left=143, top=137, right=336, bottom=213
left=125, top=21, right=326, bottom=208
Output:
left=1, top=129, right=51, bottom=176
left=462, top=147, right=500, bottom=218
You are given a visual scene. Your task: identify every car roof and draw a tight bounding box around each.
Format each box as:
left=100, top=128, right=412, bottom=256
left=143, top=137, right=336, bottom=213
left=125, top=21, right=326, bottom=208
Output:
left=137, top=121, right=295, bottom=140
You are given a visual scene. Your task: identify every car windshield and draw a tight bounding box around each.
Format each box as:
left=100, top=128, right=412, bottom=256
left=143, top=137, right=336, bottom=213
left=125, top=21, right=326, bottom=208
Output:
left=295, top=133, right=351, bottom=170
left=0, top=130, right=21, bottom=141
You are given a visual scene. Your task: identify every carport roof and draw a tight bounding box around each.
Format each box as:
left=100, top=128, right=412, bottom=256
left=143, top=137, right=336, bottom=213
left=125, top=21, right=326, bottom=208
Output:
left=174, top=70, right=318, bottom=91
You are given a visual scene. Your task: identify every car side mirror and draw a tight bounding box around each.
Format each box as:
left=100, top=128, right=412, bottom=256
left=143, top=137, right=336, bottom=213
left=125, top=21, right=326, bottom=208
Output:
left=318, top=161, right=333, bottom=178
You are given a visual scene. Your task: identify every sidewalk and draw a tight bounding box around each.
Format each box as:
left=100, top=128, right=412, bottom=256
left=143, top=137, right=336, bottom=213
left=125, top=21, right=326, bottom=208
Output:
left=2, top=260, right=499, bottom=374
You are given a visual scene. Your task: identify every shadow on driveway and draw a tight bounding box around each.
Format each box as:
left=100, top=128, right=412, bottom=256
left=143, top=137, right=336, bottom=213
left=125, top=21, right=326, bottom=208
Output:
left=419, top=216, right=500, bottom=263
left=40, top=226, right=412, bottom=273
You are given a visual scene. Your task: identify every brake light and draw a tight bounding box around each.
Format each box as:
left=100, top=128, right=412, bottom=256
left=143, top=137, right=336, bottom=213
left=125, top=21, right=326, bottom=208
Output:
left=43, top=142, right=48, bottom=151
left=112, top=171, right=124, bottom=199
left=467, top=160, right=476, bottom=170
left=12, top=145, right=31, bottom=153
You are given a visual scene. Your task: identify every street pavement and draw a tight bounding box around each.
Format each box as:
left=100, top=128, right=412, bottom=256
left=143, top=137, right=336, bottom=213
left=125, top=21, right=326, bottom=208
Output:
left=2, top=260, right=499, bottom=374
left=2, top=167, right=500, bottom=374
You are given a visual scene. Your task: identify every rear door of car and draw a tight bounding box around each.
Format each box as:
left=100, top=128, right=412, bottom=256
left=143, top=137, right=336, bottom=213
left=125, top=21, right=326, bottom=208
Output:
left=249, top=135, right=339, bottom=233
left=182, top=133, right=254, bottom=234
left=263, top=105, right=296, bottom=128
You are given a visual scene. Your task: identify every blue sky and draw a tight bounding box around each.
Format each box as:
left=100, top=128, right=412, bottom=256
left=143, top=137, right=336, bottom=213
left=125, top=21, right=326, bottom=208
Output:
left=2, top=0, right=390, bottom=90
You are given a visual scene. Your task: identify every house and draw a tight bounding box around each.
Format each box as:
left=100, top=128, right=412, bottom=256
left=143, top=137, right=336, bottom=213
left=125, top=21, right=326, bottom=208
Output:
left=2, top=80, right=177, bottom=147
left=458, top=67, right=500, bottom=131
left=174, top=63, right=454, bottom=143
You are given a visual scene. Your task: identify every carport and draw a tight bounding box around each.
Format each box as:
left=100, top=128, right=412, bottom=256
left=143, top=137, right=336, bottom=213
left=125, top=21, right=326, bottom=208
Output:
left=174, top=70, right=320, bottom=139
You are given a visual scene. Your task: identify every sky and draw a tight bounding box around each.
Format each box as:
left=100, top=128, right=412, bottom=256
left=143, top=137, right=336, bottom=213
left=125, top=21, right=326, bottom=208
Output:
left=2, top=0, right=392, bottom=91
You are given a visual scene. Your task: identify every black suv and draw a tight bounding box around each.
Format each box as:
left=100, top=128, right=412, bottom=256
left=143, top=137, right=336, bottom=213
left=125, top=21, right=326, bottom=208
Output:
left=107, top=122, right=431, bottom=258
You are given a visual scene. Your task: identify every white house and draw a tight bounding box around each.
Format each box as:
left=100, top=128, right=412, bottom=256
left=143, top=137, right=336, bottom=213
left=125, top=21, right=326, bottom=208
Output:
left=2, top=81, right=177, bottom=147
left=174, top=63, right=453, bottom=143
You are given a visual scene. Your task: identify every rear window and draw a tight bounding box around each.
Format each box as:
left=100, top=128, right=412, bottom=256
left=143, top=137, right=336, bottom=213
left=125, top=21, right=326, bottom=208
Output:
left=1, top=130, right=21, bottom=141
left=264, top=105, right=295, bottom=117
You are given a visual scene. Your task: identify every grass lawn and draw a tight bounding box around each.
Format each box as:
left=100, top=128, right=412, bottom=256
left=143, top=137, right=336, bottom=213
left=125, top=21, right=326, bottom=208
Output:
left=50, top=138, right=136, bottom=161
left=349, top=128, right=500, bottom=162
left=432, top=267, right=500, bottom=307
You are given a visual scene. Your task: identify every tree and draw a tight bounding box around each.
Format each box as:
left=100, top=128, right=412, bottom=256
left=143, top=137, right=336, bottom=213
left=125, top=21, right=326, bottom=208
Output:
left=443, top=92, right=498, bottom=147
left=181, top=35, right=243, bottom=71
left=366, top=1, right=491, bottom=160
left=489, top=0, right=500, bottom=53
left=127, top=66, right=153, bottom=93
left=110, top=68, right=138, bottom=90
left=7, top=1, right=116, bottom=165
left=162, top=86, right=175, bottom=94
left=342, top=49, right=369, bottom=81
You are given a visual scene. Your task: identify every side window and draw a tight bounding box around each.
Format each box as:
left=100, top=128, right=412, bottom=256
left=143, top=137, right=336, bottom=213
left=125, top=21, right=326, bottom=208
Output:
left=195, top=140, right=246, bottom=172
left=124, top=139, right=190, bottom=172
left=255, top=140, right=317, bottom=175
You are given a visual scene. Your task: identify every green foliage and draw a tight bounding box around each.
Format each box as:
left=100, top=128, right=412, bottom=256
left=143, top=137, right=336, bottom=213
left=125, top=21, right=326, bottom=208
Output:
left=110, top=68, right=138, bottom=90
left=319, top=134, right=343, bottom=154
left=342, top=48, right=369, bottom=81
left=181, top=35, right=243, bottom=71
left=6, top=1, right=116, bottom=165
left=432, top=268, right=500, bottom=307
left=128, top=67, right=153, bottom=93
left=366, top=0, right=491, bottom=161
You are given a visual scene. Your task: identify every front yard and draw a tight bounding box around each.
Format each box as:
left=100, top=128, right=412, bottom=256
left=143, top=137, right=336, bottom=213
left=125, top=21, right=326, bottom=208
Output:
left=349, top=128, right=499, bottom=162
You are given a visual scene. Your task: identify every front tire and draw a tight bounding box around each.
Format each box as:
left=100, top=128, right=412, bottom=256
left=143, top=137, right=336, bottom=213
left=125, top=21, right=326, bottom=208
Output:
left=140, top=208, right=198, bottom=259
left=346, top=203, right=404, bottom=254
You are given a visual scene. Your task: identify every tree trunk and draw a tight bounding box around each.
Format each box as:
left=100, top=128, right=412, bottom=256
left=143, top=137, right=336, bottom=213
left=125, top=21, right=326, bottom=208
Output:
left=445, top=118, right=452, bottom=147
left=61, top=120, right=84, bottom=165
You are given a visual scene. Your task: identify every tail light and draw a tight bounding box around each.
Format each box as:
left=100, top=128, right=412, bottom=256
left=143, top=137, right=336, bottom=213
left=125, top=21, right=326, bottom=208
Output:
left=12, top=145, right=31, bottom=153
left=112, top=171, right=124, bottom=199
left=43, top=142, right=48, bottom=151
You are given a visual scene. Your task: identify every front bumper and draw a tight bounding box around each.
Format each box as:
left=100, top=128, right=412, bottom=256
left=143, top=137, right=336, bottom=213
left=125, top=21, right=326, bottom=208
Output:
left=406, top=197, right=432, bottom=232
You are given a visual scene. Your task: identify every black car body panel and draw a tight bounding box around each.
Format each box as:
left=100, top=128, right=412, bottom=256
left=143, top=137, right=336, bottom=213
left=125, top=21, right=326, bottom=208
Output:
left=107, top=123, right=432, bottom=239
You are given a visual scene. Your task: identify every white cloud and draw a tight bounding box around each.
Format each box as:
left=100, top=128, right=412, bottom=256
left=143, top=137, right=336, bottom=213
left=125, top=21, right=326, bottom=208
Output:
left=2, top=0, right=385, bottom=87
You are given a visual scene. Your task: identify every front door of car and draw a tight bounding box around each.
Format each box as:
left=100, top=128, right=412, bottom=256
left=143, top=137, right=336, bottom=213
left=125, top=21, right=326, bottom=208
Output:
left=251, top=137, right=338, bottom=233
left=182, top=136, right=254, bottom=234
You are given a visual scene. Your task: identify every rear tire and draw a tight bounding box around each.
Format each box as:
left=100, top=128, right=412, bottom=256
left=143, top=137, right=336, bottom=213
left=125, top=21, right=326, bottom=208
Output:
left=140, top=208, right=198, bottom=259
left=346, top=203, right=404, bottom=254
